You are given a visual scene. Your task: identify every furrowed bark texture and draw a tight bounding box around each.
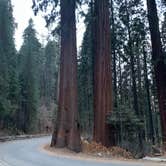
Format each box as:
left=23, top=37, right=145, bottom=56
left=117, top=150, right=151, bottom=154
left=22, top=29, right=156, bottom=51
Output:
left=147, top=0, right=166, bottom=144
left=51, top=0, right=81, bottom=152
left=93, top=0, right=113, bottom=146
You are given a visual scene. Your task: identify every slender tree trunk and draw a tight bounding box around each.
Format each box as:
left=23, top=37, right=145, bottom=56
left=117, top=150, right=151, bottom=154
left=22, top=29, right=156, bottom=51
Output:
left=51, top=0, right=81, bottom=152
left=146, top=0, right=166, bottom=144
left=118, top=55, right=123, bottom=143
left=143, top=46, right=155, bottom=144
left=110, top=0, right=117, bottom=110
left=93, top=0, right=113, bottom=146
left=124, top=0, right=139, bottom=116
left=128, top=38, right=144, bottom=152
left=130, top=46, right=139, bottom=115
left=125, top=0, right=143, bottom=153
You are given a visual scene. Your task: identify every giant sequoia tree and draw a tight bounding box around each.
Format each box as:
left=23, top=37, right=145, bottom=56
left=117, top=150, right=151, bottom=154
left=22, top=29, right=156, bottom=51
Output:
left=51, top=0, right=81, bottom=152
left=146, top=0, right=166, bottom=144
left=32, top=0, right=81, bottom=152
left=93, top=0, right=113, bottom=146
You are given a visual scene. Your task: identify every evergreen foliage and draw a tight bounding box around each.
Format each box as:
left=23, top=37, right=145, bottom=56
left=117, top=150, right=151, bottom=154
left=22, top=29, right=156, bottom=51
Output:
left=0, top=0, right=19, bottom=129
left=44, top=40, right=59, bottom=105
left=18, top=19, right=41, bottom=133
left=78, top=7, right=93, bottom=136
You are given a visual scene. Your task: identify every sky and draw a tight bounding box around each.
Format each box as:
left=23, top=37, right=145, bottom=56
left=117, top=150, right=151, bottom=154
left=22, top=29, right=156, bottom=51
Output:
left=11, top=0, right=85, bottom=50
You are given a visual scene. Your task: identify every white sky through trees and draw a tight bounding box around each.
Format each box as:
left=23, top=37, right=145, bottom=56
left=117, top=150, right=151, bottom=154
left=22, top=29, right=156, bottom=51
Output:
left=11, top=0, right=85, bottom=51
left=11, top=0, right=164, bottom=51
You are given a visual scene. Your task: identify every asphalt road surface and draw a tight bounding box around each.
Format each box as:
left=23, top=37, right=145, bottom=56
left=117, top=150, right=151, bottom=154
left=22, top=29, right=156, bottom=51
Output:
left=0, top=137, right=163, bottom=166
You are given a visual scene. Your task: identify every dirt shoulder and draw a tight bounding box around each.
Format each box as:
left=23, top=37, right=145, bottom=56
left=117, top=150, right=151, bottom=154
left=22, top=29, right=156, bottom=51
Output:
left=41, top=144, right=165, bottom=166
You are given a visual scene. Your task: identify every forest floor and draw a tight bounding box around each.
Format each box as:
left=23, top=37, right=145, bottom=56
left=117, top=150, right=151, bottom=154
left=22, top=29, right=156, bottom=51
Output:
left=43, top=143, right=166, bottom=165
left=44, top=144, right=132, bottom=161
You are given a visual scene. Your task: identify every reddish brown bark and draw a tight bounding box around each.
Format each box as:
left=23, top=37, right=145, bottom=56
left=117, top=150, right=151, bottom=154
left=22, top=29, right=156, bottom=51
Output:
left=51, top=0, right=81, bottom=152
left=146, top=0, right=166, bottom=144
left=93, top=0, right=113, bottom=146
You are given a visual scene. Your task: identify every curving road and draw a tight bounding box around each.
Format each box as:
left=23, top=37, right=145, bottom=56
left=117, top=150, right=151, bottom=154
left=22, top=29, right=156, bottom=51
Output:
left=0, top=137, right=163, bottom=166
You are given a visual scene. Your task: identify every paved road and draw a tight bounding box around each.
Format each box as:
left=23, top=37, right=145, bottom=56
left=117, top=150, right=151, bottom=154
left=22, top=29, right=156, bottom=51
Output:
left=0, top=137, right=163, bottom=166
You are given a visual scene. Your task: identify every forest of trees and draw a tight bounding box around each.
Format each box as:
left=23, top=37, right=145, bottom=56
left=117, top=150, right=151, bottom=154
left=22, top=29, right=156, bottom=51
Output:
left=0, top=0, right=59, bottom=134
left=0, top=0, right=166, bottom=158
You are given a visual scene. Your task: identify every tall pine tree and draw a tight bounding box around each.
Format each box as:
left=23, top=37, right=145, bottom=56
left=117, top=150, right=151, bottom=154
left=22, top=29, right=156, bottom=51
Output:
left=18, top=19, right=41, bottom=133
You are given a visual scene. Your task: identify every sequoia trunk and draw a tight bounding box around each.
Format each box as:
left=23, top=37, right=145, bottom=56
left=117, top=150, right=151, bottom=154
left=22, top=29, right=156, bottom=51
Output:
left=51, top=0, right=81, bottom=152
left=146, top=0, right=166, bottom=144
left=93, top=0, right=113, bottom=146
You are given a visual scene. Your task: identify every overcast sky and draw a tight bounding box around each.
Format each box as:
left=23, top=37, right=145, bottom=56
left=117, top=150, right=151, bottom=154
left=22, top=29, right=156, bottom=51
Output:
left=11, top=0, right=85, bottom=50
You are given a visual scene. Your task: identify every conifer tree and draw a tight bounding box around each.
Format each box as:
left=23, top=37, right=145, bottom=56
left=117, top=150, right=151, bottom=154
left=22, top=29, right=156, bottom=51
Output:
left=18, top=19, right=41, bottom=133
left=0, top=0, right=19, bottom=128
left=43, top=40, right=60, bottom=107
left=78, top=6, right=94, bottom=136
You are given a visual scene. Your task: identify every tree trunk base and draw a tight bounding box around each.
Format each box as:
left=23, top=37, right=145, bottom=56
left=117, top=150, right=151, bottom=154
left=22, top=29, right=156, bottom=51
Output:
left=55, top=128, right=66, bottom=148
left=67, top=128, right=81, bottom=152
